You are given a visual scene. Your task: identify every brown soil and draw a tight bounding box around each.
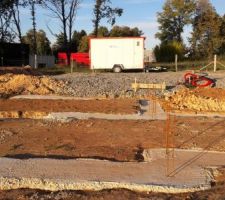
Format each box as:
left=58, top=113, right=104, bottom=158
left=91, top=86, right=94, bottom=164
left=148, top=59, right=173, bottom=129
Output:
left=215, top=167, right=225, bottom=183
left=0, top=73, right=68, bottom=98
left=194, top=88, right=225, bottom=100
left=0, top=99, right=138, bottom=114
left=164, top=88, right=225, bottom=113
left=0, top=118, right=224, bottom=161
left=0, top=66, right=42, bottom=76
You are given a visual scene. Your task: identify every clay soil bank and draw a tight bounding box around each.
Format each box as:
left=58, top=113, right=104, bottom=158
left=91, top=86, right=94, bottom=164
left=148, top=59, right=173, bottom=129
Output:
left=0, top=118, right=224, bottom=161
left=0, top=99, right=138, bottom=114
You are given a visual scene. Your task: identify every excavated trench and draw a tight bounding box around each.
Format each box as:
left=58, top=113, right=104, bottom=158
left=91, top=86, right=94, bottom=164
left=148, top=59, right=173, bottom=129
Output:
left=0, top=98, right=142, bottom=120
left=0, top=98, right=167, bottom=121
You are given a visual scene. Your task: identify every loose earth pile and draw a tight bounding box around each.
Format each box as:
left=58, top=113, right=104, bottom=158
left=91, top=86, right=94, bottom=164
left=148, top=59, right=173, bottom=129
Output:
left=165, top=88, right=225, bottom=113
left=0, top=74, right=69, bottom=98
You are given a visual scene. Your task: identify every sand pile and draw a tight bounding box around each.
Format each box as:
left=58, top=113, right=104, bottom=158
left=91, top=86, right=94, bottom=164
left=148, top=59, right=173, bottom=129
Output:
left=165, top=88, right=225, bottom=113
left=0, top=73, right=68, bottom=98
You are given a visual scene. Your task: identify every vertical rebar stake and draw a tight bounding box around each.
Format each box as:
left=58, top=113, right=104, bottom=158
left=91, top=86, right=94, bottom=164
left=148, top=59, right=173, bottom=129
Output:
left=165, top=108, right=175, bottom=177
left=150, top=86, right=157, bottom=119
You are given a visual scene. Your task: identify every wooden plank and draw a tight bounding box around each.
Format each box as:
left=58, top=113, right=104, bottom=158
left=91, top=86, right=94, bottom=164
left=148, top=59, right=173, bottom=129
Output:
left=132, top=82, right=166, bottom=92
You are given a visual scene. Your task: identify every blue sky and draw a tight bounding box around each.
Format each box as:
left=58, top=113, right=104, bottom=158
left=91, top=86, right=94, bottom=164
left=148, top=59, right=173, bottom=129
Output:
left=20, top=0, right=225, bottom=49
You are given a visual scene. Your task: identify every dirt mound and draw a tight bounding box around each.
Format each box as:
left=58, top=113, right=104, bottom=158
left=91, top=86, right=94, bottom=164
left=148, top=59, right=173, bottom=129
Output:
left=0, top=73, right=68, bottom=98
left=165, top=88, right=225, bottom=113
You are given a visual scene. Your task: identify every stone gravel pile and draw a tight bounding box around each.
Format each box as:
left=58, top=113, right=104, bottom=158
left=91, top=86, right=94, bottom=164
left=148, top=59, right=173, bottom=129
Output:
left=2, top=71, right=223, bottom=99
left=55, top=71, right=225, bottom=98
left=55, top=72, right=182, bottom=98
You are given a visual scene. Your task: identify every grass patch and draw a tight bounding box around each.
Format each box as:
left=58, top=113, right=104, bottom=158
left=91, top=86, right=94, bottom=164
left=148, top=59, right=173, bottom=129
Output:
left=37, top=59, right=225, bottom=74
left=38, top=65, right=91, bottom=75
left=148, top=60, right=225, bottom=72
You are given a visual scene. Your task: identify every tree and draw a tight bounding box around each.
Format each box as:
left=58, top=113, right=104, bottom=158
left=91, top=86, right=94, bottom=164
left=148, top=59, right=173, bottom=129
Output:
left=9, top=0, right=27, bottom=43
left=78, top=35, right=89, bottom=52
left=30, top=0, right=38, bottom=54
left=156, top=0, right=195, bottom=43
left=190, top=0, right=222, bottom=58
left=53, top=32, right=64, bottom=51
left=90, top=26, right=109, bottom=37
left=1, top=0, right=36, bottom=44
left=43, top=0, right=81, bottom=64
left=71, top=29, right=87, bottom=51
left=53, top=30, right=87, bottom=52
left=44, top=0, right=81, bottom=49
left=154, top=41, right=185, bottom=62
left=92, top=0, right=123, bottom=37
left=95, top=26, right=110, bottom=37
left=0, top=0, right=15, bottom=42
left=219, top=15, right=225, bottom=55
left=110, top=26, right=143, bottom=37
left=22, top=29, right=51, bottom=55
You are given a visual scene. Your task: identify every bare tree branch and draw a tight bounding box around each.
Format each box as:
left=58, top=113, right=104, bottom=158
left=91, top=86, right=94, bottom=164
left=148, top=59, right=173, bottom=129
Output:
left=43, top=0, right=82, bottom=64
left=46, top=19, right=58, bottom=37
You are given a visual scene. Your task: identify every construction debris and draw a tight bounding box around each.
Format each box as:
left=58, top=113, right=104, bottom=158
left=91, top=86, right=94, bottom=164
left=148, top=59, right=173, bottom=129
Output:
left=164, top=88, right=225, bottom=113
left=0, top=74, right=69, bottom=98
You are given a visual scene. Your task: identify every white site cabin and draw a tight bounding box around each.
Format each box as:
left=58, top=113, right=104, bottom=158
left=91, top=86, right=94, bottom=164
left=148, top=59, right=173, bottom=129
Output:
left=90, top=37, right=145, bottom=72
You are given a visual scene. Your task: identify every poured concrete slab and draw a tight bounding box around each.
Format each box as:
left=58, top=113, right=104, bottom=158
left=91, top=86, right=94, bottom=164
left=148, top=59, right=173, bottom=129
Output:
left=44, top=100, right=167, bottom=121
left=44, top=111, right=167, bottom=121
left=171, top=112, right=225, bottom=118
left=0, top=149, right=224, bottom=193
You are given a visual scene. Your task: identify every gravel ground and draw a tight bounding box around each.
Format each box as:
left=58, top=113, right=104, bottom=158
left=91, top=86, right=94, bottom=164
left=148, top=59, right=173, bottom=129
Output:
left=54, top=71, right=225, bottom=98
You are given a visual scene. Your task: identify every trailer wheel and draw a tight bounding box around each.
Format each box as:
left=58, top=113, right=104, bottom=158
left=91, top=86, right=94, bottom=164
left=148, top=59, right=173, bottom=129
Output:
left=113, top=65, right=122, bottom=73
left=144, top=68, right=149, bottom=73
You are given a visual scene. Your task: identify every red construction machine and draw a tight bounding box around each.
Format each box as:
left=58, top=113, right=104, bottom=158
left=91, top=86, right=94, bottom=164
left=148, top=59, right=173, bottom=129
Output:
left=184, top=72, right=216, bottom=88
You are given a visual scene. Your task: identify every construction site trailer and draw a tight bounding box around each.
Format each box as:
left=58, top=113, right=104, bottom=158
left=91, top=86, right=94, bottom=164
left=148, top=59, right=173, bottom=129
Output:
left=90, top=37, right=145, bottom=72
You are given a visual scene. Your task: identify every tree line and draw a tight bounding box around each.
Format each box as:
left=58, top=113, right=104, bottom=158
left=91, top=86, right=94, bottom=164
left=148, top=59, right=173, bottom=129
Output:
left=1, top=0, right=224, bottom=62
left=155, top=0, right=225, bottom=61
left=54, top=26, right=143, bottom=53
left=0, top=0, right=143, bottom=57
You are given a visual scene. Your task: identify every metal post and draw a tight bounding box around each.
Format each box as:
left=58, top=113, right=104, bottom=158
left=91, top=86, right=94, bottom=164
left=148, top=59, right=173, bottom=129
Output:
left=34, top=54, right=38, bottom=69
left=214, top=54, right=217, bottom=72
left=1, top=57, right=3, bottom=66
left=71, top=59, right=74, bottom=73
left=175, top=54, right=178, bottom=72
left=134, top=78, right=137, bottom=93
left=165, top=112, right=175, bottom=177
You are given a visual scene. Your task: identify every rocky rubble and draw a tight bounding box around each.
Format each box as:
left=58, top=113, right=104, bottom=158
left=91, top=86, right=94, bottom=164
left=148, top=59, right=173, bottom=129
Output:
left=55, top=72, right=181, bottom=98
left=164, top=88, right=225, bottom=113
left=0, top=129, right=14, bottom=144
left=55, top=72, right=225, bottom=98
